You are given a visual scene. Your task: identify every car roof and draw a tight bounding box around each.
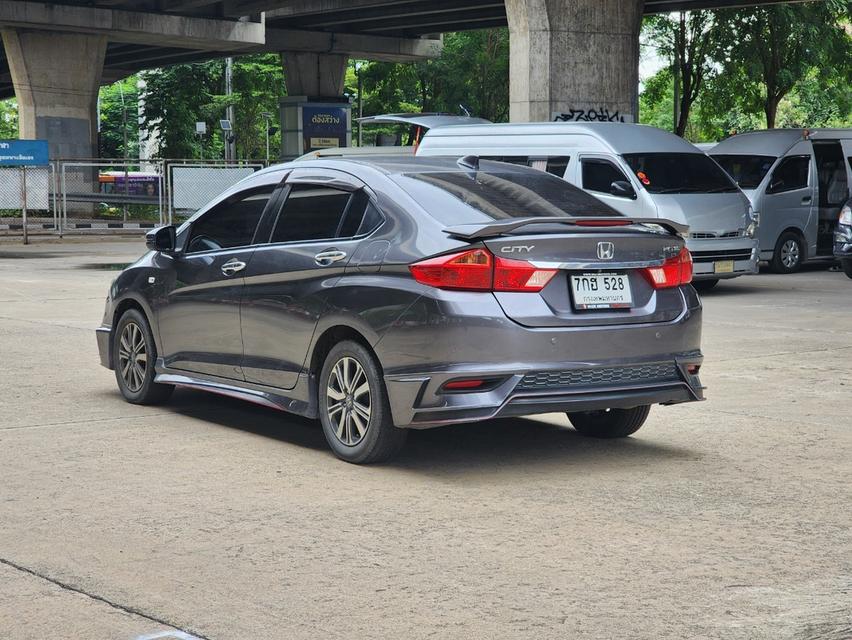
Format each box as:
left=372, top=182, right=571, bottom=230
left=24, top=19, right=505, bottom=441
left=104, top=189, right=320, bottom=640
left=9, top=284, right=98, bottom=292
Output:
left=711, top=129, right=852, bottom=157
left=265, top=155, right=551, bottom=177
left=419, top=121, right=700, bottom=154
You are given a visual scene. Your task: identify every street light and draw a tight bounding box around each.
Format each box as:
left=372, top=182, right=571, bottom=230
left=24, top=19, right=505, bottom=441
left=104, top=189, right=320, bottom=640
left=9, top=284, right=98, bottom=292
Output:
left=219, top=119, right=233, bottom=161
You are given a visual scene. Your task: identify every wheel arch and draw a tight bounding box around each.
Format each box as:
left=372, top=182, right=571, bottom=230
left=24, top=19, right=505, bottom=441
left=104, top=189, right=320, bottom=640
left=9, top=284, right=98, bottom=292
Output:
left=110, top=295, right=157, bottom=368
left=776, top=226, right=808, bottom=262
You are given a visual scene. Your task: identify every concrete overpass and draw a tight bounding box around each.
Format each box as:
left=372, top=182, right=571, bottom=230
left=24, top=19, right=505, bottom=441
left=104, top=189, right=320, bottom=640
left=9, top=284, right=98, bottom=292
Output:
left=0, top=0, right=808, bottom=158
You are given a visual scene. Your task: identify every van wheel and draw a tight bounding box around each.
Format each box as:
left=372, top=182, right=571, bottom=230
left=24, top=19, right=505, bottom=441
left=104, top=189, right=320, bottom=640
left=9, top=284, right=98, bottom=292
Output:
left=771, top=232, right=804, bottom=273
left=567, top=405, right=650, bottom=439
left=842, top=259, right=852, bottom=280
left=693, top=279, right=719, bottom=292
left=318, top=340, right=407, bottom=464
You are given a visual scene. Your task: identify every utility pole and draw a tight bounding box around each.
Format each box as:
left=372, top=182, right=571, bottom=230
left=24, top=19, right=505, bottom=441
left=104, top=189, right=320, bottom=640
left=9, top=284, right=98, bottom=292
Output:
left=355, top=61, right=364, bottom=146
left=225, top=57, right=236, bottom=161
left=672, top=12, right=683, bottom=136
left=261, top=112, right=273, bottom=165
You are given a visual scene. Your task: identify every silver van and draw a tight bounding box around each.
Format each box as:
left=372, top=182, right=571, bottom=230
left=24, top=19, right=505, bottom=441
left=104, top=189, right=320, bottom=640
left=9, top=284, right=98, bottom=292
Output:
left=710, top=129, right=852, bottom=273
left=417, top=122, right=759, bottom=289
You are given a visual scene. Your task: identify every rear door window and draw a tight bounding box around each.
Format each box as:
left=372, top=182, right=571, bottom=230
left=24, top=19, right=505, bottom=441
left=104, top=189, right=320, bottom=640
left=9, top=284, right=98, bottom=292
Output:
left=581, top=159, right=630, bottom=195
left=767, top=156, right=810, bottom=194
left=269, top=186, right=378, bottom=244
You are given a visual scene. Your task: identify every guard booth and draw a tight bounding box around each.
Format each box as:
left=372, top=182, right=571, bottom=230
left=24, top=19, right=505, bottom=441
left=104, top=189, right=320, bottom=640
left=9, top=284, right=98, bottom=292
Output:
left=279, top=96, right=352, bottom=160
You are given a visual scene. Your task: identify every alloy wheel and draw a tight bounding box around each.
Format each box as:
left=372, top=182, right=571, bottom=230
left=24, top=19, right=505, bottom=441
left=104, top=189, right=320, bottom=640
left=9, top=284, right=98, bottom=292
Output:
left=118, top=321, right=148, bottom=393
left=326, top=356, right=372, bottom=446
left=781, top=239, right=800, bottom=269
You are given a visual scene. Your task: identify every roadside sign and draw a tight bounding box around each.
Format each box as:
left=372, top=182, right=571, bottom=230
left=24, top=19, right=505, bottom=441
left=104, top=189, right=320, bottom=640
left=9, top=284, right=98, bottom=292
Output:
left=0, top=139, right=49, bottom=166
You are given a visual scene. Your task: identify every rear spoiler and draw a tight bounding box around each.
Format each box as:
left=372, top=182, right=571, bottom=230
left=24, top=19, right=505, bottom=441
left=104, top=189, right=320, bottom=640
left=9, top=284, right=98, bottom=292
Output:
left=443, top=217, right=689, bottom=240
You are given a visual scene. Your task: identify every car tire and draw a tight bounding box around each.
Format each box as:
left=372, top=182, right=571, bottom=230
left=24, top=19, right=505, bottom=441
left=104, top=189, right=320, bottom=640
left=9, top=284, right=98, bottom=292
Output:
left=842, top=259, right=852, bottom=280
left=771, top=231, right=804, bottom=273
left=113, top=308, right=174, bottom=405
left=692, top=279, right=719, bottom=292
left=318, top=340, right=407, bottom=464
left=567, top=405, right=651, bottom=439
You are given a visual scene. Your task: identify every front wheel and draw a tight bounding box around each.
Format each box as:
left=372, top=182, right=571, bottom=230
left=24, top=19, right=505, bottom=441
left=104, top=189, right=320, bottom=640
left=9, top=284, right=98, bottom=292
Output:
left=771, top=232, right=804, bottom=273
left=567, top=405, right=650, bottom=439
left=113, top=308, right=174, bottom=405
left=842, top=259, right=852, bottom=280
left=318, top=341, right=407, bottom=464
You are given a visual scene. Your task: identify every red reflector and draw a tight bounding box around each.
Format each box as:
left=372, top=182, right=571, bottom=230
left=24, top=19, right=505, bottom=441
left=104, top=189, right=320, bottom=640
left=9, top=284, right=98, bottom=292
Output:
left=686, top=364, right=701, bottom=375
left=641, top=247, right=693, bottom=289
left=444, top=379, right=486, bottom=390
left=574, top=219, right=631, bottom=227
left=409, top=248, right=493, bottom=291
left=493, top=256, right=557, bottom=292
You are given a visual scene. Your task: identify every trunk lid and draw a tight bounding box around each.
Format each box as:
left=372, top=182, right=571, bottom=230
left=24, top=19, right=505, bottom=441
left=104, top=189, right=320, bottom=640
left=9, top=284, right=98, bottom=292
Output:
left=481, top=228, right=687, bottom=327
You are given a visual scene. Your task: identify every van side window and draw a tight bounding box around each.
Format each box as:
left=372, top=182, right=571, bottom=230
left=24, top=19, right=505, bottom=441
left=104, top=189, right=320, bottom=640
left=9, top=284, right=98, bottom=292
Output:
left=545, top=156, right=570, bottom=178
left=767, top=156, right=810, bottom=194
left=481, top=156, right=530, bottom=167
left=582, top=159, right=630, bottom=196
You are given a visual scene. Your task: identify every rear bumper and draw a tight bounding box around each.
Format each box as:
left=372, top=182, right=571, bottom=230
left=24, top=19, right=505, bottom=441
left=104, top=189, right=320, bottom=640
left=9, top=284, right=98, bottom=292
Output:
left=96, top=325, right=112, bottom=369
left=686, top=237, right=759, bottom=280
left=385, top=356, right=704, bottom=428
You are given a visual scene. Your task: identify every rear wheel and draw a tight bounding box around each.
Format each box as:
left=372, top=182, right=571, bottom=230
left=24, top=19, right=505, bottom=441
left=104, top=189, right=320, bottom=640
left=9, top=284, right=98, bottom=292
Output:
left=842, top=259, right=852, bottom=280
left=113, top=308, right=173, bottom=405
left=567, top=405, right=650, bottom=439
left=318, top=340, right=407, bottom=464
left=693, top=278, right=719, bottom=292
left=771, top=231, right=804, bottom=273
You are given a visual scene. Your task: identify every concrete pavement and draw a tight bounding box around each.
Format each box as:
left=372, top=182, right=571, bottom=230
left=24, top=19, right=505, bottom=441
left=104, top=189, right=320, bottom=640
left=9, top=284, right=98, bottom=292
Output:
left=0, top=240, right=850, bottom=639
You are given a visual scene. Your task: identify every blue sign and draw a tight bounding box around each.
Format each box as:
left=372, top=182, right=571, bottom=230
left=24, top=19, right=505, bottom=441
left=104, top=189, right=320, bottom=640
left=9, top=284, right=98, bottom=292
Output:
left=302, top=105, right=348, bottom=152
left=0, top=140, right=49, bottom=166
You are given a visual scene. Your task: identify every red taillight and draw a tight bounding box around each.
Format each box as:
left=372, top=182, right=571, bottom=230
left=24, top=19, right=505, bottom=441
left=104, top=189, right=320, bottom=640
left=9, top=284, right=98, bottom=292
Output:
left=642, top=247, right=693, bottom=289
left=443, top=379, right=486, bottom=390
left=493, top=256, right=557, bottom=292
left=410, top=249, right=557, bottom=292
left=408, top=248, right=493, bottom=291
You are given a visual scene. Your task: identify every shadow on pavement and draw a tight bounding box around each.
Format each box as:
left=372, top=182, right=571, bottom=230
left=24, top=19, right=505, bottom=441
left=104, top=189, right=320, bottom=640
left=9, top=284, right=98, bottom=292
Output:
left=158, top=388, right=697, bottom=474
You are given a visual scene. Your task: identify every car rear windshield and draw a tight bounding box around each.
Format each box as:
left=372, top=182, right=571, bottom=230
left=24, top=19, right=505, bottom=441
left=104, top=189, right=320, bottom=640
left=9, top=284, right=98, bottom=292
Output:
left=623, top=152, right=739, bottom=194
left=712, top=154, right=777, bottom=189
left=392, top=166, right=619, bottom=224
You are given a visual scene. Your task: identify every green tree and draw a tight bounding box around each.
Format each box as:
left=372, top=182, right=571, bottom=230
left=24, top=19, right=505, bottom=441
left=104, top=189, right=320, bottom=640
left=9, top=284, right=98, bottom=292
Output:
left=714, top=1, right=852, bottom=128
left=98, top=76, right=139, bottom=159
left=644, top=10, right=716, bottom=136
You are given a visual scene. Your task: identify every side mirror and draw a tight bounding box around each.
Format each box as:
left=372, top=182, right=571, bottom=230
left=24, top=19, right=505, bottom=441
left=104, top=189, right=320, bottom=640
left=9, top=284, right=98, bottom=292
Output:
left=610, top=180, right=636, bottom=198
left=146, top=225, right=176, bottom=253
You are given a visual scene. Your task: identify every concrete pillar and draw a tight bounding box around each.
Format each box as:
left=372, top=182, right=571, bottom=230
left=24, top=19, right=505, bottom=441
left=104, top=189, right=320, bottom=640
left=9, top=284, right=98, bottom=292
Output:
left=281, top=51, right=348, bottom=97
left=506, top=0, right=644, bottom=123
left=1, top=29, right=107, bottom=158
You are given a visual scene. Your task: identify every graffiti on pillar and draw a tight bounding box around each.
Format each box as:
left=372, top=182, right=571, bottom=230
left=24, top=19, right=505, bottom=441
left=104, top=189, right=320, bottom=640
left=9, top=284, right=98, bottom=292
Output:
left=552, top=109, right=631, bottom=123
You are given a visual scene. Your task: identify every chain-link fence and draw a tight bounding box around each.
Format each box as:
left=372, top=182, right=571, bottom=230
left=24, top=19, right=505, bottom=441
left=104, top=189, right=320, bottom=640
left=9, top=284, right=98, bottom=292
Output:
left=1, top=158, right=268, bottom=239
left=0, top=164, right=58, bottom=239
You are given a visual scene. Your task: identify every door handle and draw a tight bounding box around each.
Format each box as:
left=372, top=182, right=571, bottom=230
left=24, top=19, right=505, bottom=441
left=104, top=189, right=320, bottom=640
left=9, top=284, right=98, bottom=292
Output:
left=314, top=250, right=347, bottom=266
left=802, top=196, right=812, bottom=204
left=221, top=259, right=246, bottom=276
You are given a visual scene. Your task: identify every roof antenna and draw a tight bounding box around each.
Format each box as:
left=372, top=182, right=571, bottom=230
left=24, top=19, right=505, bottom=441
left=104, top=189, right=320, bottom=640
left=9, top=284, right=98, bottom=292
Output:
left=457, top=155, right=479, bottom=171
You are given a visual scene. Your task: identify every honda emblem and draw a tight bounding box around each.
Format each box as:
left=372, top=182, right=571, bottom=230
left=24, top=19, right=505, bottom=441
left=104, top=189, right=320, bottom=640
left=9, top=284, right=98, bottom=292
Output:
left=597, top=241, right=615, bottom=260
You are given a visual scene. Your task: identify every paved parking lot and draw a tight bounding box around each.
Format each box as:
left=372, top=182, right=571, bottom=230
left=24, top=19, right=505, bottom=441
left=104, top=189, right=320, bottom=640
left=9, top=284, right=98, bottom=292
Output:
left=0, top=239, right=850, bottom=640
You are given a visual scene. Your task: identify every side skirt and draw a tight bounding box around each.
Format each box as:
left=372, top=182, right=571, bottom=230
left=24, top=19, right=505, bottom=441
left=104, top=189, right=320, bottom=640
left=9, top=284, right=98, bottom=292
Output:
left=154, top=362, right=317, bottom=419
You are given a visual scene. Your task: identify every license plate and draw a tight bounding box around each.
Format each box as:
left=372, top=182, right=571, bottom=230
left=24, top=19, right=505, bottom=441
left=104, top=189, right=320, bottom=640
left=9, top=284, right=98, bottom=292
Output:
left=570, top=273, right=633, bottom=309
left=714, top=260, right=735, bottom=274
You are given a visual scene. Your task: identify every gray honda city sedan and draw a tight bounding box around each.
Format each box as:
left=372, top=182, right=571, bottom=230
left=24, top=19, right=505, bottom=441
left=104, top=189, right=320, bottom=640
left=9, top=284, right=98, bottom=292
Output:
left=96, top=156, right=704, bottom=463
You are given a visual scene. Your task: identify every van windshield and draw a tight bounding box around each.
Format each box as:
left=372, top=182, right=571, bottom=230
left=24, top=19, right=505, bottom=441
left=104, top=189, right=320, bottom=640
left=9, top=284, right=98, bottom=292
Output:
left=393, top=166, right=619, bottom=224
left=623, top=153, right=739, bottom=194
left=712, top=154, right=777, bottom=189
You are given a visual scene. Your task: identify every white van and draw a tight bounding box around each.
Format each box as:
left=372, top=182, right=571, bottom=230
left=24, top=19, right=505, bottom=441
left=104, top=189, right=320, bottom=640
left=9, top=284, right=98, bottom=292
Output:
left=710, top=129, right=852, bottom=272
left=417, top=122, right=759, bottom=289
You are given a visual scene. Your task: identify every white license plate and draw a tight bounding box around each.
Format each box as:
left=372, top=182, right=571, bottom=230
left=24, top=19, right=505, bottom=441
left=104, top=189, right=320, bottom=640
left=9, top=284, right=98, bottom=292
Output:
left=570, top=273, right=633, bottom=309
left=714, top=260, right=735, bottom=274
